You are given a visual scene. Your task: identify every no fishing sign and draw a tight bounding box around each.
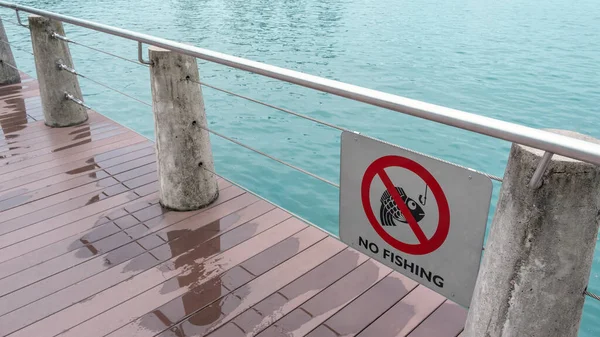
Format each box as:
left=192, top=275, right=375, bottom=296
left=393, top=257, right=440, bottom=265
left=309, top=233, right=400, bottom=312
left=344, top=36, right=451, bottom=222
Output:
left=339, top=131, right=492, bottom=307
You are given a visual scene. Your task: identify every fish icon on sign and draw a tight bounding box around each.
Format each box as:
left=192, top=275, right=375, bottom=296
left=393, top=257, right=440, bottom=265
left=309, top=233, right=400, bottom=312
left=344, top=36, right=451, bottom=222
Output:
left=380, top=186, right=426, bottom=226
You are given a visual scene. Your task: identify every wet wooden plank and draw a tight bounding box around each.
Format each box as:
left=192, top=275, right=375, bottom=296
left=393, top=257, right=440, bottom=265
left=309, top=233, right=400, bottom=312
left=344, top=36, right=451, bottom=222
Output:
left=0, top=162, right=150, bottom=216
left=0, top=168, right=157, bottom=235
left=0, top=76, right=466, bottom=337
left=0, top=116, right=109, bottom=148
left=84, top=226, right=330, bottom=337
left=0, top=119, right=130, bottom=160
left=0, top=147, right=155, bottom=204
left=0, top=195, right=277, bottom=335
left=0, top=123, right=125, bottom=156
left=139, top=236, right=346, bottom=337
left=0, top=177, right=164, bottom=296
left=0, top=110, right=103, bottom=140
left=0, top=134, right=152, bottom=182
left=356, top=286, right=447, bottom=337
left=9, top=212, right=300, bottom=337
left=203, top=247, right=370, bottom=337
left=0, top=81, right=38, bottom=98
left=0, top=200, right=160, bottom=277
left=0, top=123, right=132, bottom=165
left=0, top=127, right=141, bottom=169
left=0, top=181, right=159, bottom=249
left=305, top=273, right=419, bottom=337
left=0, top=115, right=112, bottom=147
left=255, top=260, right=392, bottom=337
left=0, top=130, right=146, bottom=176
left=0, top=192, right=160, bottom=262
left=0, top=187, right=249, bottom=296
left=0, top=187, right=178, bottom=276
left=0, top=148, right=154, bottom=194
left=407, top=301, right=467, bottom=337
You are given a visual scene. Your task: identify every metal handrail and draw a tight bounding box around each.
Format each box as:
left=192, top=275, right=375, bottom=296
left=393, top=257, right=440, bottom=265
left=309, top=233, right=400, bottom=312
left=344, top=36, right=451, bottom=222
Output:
left=1, top=2, right=600, bottom=167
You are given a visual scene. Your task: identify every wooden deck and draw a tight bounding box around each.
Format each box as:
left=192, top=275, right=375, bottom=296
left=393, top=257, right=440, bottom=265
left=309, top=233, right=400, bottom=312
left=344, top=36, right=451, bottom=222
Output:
left=0, top=73, right=467, bottom=337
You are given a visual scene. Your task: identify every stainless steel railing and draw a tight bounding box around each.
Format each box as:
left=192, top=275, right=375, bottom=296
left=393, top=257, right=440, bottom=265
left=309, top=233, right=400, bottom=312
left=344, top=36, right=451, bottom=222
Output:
left=1, top=1, right=600, bottom=167
left=1, top=1, right=599, bottom=303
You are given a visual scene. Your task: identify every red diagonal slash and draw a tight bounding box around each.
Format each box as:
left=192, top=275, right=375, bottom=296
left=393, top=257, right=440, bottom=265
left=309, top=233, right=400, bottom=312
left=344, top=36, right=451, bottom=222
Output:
left=378, top=168, right=428, bottom=244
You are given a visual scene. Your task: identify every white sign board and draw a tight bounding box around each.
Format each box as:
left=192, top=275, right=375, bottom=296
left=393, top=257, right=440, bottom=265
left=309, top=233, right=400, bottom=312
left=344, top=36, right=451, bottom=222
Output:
left=339, top=131, right=492, bottom=307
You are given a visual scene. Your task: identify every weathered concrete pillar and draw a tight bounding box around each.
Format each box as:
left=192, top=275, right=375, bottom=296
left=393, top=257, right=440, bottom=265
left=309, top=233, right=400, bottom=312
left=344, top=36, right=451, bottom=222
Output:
left=0, top=17, right=20, bottom=85
left=148, top=46, right=218, bottom=211
left=29, top=15, right=87, bottom=127
left=464, top=130, right=600, bottom=337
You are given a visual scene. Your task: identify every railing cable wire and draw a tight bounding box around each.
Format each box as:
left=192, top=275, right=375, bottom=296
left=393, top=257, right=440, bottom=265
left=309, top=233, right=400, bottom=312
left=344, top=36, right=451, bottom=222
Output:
left=187, top=78, right=351, bottom=134
left=482, top=172, right=503, bottom=182
left=196, top=161, right=339, bottom=237
left=57, top=63, right=152, bottom=107
left=0, top=59, right=23, bottom=72
left=78, top=72, right=152, bottom=106
left=0, top=39, right=33, bottom=55
left=52, top=33, right=149, bottom=67
left=198, top=124, right=339, bottom=188
left=1, top=19, right=25, bottom=29
left=56, top=63, right=334, bottom=187
left=6, top=34, right=504, bottom=184
left=53, top=63, right=500, bottom=185
left=188, top=78, right=502, bottom=182
left=54, top=62, right=335, bottom=186
left=585, top=289, right=600, bottom=301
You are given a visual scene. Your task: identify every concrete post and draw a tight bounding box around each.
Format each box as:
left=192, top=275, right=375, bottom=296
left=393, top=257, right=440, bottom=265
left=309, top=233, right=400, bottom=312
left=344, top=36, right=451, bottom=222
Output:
left=29, top=15, right=87, bottom=127
left=0, top=17, right=20, bottom=85
left=464, top=130, right=600, bottom=337
left=148, top=46, right=218, bottom=211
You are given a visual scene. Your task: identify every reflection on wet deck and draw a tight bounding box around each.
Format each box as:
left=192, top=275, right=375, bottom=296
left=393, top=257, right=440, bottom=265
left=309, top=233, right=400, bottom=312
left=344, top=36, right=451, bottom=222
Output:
left=0, top=74, right=466, bottom=337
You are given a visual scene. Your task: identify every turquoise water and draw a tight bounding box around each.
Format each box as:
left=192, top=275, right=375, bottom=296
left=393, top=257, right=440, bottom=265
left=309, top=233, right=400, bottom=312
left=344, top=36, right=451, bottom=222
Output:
left=2, top=0, right=599, bottom=334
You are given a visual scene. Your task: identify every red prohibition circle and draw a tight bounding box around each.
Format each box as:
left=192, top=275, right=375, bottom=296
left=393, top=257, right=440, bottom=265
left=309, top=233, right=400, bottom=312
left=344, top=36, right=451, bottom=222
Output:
left=361, top=155, right=450, bottom=255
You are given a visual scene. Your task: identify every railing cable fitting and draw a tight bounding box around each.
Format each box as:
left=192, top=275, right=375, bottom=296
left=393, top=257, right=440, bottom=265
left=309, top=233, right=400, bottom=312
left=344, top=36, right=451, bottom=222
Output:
left=57, top=62, right=77, bottom=75
left=64, top=92, right=90, bottom=109
left=51, top=32, right=70, bottom=42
